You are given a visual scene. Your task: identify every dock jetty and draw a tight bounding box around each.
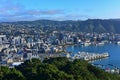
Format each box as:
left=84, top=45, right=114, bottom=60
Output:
left=71, top=52, right=109, bottom=61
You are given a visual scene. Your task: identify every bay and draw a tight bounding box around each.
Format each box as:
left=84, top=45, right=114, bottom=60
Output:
left=66, top=44, right=120, bottom=68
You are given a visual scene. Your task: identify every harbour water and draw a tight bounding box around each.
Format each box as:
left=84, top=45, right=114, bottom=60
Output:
left=66, top=43, right=120, bottom=69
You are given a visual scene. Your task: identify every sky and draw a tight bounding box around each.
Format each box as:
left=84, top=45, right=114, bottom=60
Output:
left=0, top=0, right=120, bottom=22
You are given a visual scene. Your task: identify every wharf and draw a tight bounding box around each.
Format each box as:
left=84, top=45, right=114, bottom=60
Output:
left=72, top=52, right=109, bottom=61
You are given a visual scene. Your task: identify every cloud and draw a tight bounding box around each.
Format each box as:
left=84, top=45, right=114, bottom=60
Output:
left=18, top=9, right=64, bottom=16
left=52, top=14, right=94, bottom=21
left=0, top=0, right=24, bottom=12
left=0, top=9, right=65, bottom=22
left=0, top=0, right=93, bottom=22
left=0, top=0, right=65, bottom=22
left=0, top=13, right=94, bottom=22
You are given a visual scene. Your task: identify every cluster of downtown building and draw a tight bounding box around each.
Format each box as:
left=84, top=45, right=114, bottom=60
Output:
left=0, top=23, right=120, bottom=67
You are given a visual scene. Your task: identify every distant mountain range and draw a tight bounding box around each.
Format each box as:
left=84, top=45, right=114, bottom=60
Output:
left=1, top=19, right=120, bottom=33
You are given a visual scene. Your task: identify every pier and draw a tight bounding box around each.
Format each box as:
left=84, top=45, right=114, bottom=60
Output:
left=72, top=52, right=109, bottom=61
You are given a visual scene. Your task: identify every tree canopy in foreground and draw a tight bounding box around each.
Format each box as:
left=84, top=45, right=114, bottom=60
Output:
left=0, top=57, right=120, bottom=80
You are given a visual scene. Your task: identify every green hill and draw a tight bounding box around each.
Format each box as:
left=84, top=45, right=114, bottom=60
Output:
left=0, top=57, right=120, bottom=80
left=1, top=19, right=120, bottom=33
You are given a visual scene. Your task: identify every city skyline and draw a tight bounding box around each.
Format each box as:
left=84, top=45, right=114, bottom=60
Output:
left=0, top=0, right=120, bottom=22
